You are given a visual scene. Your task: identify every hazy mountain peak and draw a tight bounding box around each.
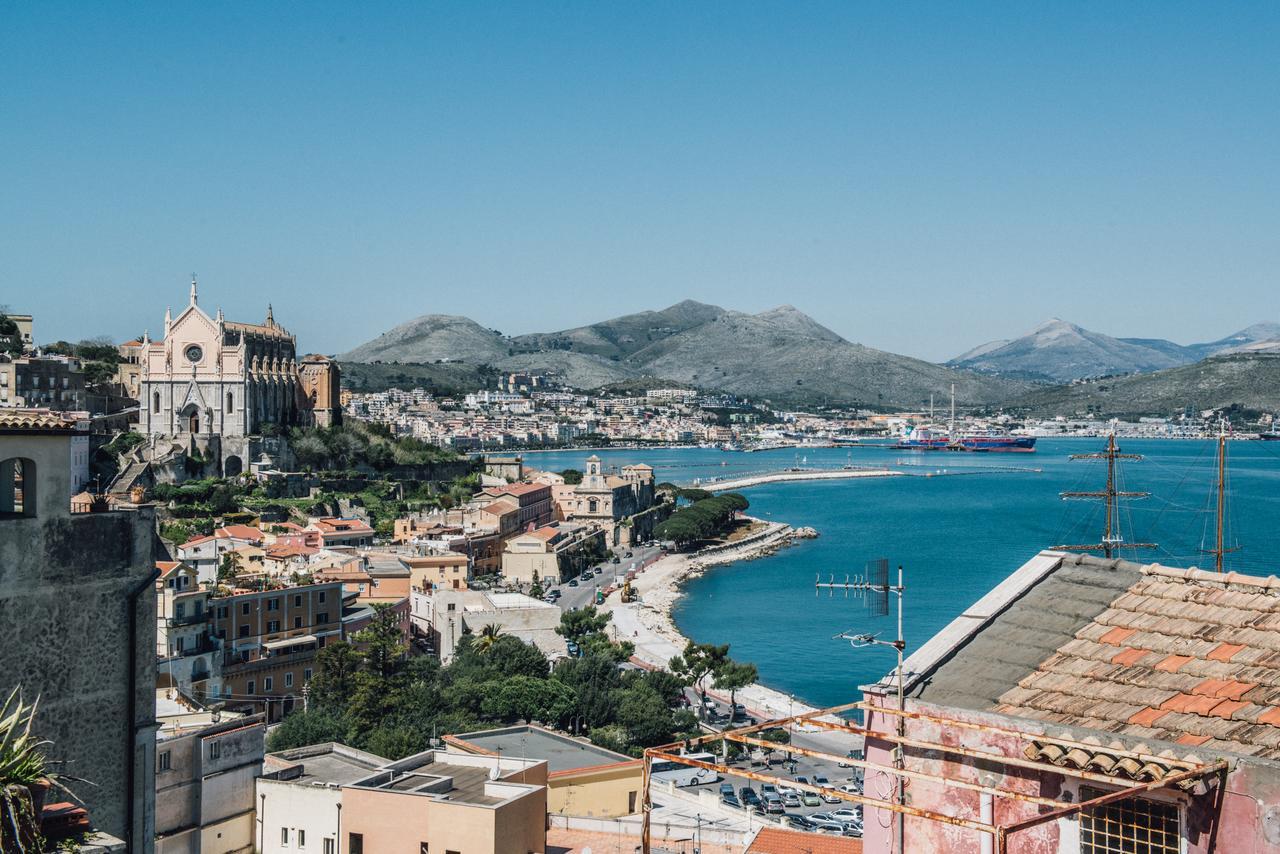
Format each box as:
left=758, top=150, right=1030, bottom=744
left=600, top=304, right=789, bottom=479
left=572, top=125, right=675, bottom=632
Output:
left=949, top=319, right=1192, bottom=382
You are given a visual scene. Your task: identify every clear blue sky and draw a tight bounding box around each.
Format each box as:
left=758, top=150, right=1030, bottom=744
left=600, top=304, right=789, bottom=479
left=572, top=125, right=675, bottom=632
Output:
left=3, top=3, right=1278, bottom=361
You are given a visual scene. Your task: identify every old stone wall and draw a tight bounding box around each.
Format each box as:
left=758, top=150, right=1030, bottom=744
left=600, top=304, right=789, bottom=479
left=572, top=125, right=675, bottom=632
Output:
left=0, top=506, right=157, bottom=851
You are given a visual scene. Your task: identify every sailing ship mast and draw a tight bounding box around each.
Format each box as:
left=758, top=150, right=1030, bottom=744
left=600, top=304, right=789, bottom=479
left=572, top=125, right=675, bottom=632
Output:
left=948, top=383, right=955, bottom=439
left=1201, top=419, right=1238, bottom=573
left=1055, top=431, right=1157, bottom=558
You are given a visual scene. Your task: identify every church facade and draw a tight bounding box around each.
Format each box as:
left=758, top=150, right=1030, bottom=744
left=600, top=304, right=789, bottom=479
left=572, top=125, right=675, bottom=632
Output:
left=138, top=280, right=340, bottom=476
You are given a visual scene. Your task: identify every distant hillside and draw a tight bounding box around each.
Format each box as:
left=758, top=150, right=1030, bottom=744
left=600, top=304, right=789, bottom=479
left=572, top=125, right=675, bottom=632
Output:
left=632, top=307, right=1017, bottom=407
left=338, top=315, right=509, bottom=364
left=338, top=360, right=491, bottom=395
left=341, top=301, right=1025, bottom=407
left=1008, top=354, right=1280, bottom=417
left=948, top=319, right=1193, bottom=382
left=509, top=300, right=726, bottom=360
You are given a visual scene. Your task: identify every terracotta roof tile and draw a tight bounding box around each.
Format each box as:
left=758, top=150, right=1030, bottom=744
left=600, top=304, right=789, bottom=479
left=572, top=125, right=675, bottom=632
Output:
left=1111, top=647, right=1147, bottom=666
left=1209, top=699, right=1251, bottom=719
left=1258, top=708, right=1280, bottom=727
left=1099, top=626, right=1137, bottom=646
left=1154, top=654, right=1194, bottom=672
left=1127, top=707, right=1169, bottom=727
left=748, top=827, right=863, bottom=854
left=1176, top=733, right=1212, bottom=746
left=1208, top=642, right=1249, bottom=661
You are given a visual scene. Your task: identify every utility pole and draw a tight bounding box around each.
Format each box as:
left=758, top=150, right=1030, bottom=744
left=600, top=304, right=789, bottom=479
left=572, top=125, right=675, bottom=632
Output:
left=817, top=561, right=906, bottom=854
left=1054, top=431, right=1157, bottom=558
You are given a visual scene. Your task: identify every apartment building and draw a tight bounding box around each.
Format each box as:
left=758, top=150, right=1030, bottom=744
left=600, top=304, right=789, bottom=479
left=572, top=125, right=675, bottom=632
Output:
left=257, top=744, right=547, bottom=854
left=207, top=581, right=344, bottom=719
left=155, top=562, right=222, bottom=700
left=154, top=699, right=265, bottom=854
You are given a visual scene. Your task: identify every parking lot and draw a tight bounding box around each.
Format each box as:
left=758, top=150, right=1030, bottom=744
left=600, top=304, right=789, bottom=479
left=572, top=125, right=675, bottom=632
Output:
left=672, top=689, right=867, bottom=836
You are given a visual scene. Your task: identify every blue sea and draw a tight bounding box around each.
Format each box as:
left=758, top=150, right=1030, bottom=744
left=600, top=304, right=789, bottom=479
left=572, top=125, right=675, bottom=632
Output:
left=523, top=440, right=1280, bottom=708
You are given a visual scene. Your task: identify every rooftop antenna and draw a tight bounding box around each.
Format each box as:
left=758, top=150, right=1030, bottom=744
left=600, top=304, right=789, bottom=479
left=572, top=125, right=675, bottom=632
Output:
left=816, top=559, right=906, bottom=854
left=1054, top=429, right=1157, bottom=558
left=1201, top=418, right=1239, bottom=573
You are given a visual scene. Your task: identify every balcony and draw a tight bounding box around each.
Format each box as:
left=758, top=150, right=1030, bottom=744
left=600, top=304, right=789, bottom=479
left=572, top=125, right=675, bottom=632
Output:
left=167, top=611, right=207, bottom=627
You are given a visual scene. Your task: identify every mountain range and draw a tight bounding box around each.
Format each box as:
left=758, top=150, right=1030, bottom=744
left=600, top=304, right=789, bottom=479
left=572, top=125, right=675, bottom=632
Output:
left=948, top=319, right=1280, bottom=383
left=339, top=301, right=1024, bottom=407
left=339, top=302, right=1280, bottom=413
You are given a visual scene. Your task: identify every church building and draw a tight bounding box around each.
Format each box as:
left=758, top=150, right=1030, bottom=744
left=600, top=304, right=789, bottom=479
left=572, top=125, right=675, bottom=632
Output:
left=138, top=279, right=340, bottom=475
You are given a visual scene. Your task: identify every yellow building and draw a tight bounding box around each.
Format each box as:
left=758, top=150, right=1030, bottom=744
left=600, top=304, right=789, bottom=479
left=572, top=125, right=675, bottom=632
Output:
left=445, top=725, right=644, bottom=818
left=403, top=552, right=470, bottom=591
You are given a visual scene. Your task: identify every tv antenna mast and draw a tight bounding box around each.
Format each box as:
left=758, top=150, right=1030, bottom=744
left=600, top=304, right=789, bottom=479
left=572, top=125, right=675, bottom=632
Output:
left=1201, top=419, right=1239, bottom=573
left=816, top=559, right=907, bottom=854
left=1054, top=431, right=1157, bottom=558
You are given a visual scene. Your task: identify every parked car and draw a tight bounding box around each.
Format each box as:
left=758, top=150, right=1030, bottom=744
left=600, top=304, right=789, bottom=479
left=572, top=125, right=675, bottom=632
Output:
left=739, top=786, right=760, bottom=805
left=837, top=783, right=862, bottom=796
left=581, top=570, right=594, bottom=580
left=782, top=792, right=802, bottom=809
left=810, top=819, right=847, bottom=834
left=802, top=792, right=822, bottom=807
left=763, top=795, right=785, bottom=815
left=782, top=814, right=816, bottom=831
left=760, top=783, right=778, bottom=797
left=719, top=782, right=735, bottom=798
left=829, top=807, right=863, bottom=822
left=721, top=794, right=741, bottom=809
left=813, top=776, right=841, bottom=803
left=839, top=748, right=864, bottom=768
left=567, top=578, right=579, bottom=587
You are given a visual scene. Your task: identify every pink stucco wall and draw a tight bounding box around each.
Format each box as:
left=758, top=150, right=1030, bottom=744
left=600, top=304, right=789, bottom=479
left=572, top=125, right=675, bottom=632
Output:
left=859, top=693, right=1280, bottom=854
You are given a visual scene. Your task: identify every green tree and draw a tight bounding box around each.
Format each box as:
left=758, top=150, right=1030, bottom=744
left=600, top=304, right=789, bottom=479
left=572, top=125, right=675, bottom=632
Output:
left=615, top=683, right=678, bottom=748
left=669, top=641, right=729, bottom=720
left=307, top=642, right=363, bottom=709
left=352, top=603, right=407, bottom=680
left=266, top=708, right=348, bottom=752
left=217, top=552, right=242, bottom=584
left=560, top=469, right=583, bottom=485
left=556, top=605, right=611, bottom=645
left=712, top=660, right=758, bottom=716
left=529, top=570, right=543, bottom=599
left=553, top=654, right=623, bottom=729
left=481, top=676, right=577, bottom=724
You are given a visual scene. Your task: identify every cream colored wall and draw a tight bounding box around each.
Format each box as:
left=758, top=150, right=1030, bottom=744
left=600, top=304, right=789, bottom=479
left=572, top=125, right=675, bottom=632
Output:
left=548, top=764, right=643, bottom=818
left=198, top=809, right=255, bottom=853
left=502, top=549, right=559, bottom=584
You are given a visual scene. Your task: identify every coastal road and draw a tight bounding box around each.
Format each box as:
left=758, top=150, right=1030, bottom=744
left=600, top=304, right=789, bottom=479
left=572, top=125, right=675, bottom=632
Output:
left=551, top=543, right=665, bottom=613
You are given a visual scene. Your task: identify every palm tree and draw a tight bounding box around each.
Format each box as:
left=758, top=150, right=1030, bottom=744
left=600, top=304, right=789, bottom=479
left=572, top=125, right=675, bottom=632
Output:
left=475, top=624, right=504, bottom=654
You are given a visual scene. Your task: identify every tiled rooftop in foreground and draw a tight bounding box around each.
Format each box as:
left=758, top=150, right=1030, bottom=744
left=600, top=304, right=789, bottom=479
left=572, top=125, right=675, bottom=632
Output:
left=905, top=551, right=1280, bottom=759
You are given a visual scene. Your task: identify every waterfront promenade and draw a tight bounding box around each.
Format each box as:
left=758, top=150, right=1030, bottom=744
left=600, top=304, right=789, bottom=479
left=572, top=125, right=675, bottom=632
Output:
left=603, top=522, right=862, bottom=756
left=698, top=466, right=901, bottom=492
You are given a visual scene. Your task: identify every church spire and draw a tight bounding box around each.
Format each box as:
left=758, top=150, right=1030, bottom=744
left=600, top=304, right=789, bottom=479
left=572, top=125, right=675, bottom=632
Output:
left=189, top=273, right=198, bottom=305
left=266, top=304, right=275, bottom=327
left=216, top=306, right=224, bottom=323
left=164, top=306, right=172, bottom=335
